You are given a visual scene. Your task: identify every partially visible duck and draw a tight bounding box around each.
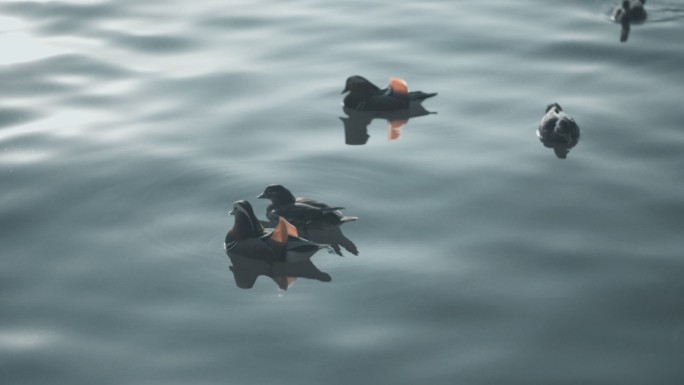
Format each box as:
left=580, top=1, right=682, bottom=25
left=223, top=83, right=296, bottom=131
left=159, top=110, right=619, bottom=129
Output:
left=537, top=103, right=580, bottom=159
left=257, top=184, right=358, bottom=227
left=225, top=200, right=330, bottom=263
left=341, top=75, right=437, bottom=112
left=612, top=0, right=647, bottom=23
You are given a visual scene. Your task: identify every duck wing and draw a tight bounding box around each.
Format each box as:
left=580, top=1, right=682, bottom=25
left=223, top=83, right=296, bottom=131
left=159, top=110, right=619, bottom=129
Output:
left=295, top=198, right=345, bottom=212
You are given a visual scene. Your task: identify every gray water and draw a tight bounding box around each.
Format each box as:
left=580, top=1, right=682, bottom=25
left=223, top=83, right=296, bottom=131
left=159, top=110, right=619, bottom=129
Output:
left=2, top=0, right=684, bottom=384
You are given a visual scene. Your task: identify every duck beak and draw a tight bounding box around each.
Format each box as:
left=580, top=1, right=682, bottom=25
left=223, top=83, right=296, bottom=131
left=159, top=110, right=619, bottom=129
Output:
left=228, top=208, right=235, bottom=215
left=256, top=193, right=266, bottom=199
left=341, top=85, right=349, bottom=94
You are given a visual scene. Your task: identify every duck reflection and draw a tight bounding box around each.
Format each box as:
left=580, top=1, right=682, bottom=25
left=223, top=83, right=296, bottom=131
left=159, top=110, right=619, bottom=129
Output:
left=339, top=105, right=436, bottom=145
left=537, top=103, right=580, bottom=159
left=620, top=20, right=631, bottom=42
left=227, top=251, right=331, bottom=290
left=258, top=184, right=358, bottom=256
left=298, top=221, right=358, bottom=256
left=224, top=200, right=332, bottom=290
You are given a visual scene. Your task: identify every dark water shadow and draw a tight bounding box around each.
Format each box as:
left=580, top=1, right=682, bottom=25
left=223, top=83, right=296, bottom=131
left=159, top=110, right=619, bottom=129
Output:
left=99, top=31, right=197, bottom=54
left=339, top=105, right=436, bottom=145
left=0, top=108, right=44, bottom=130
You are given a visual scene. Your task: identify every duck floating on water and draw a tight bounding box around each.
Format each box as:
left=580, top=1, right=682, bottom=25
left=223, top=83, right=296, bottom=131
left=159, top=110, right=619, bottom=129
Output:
left=257, top=185, right=359, bottom=256
left=258, top=185, right=357, bottom=227
left=612, top=0, right=647, bottom=23
left=224, top=200, right=332, bottom=290
left=341, top=75, right=437, bottom=112
left=537, top=103, right=580, bottom=159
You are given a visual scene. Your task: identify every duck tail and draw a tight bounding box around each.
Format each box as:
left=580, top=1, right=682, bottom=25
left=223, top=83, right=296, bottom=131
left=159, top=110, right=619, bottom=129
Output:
left=409, top=91, right=437, bottom=102
left=339, top=216, right=358, bottom=223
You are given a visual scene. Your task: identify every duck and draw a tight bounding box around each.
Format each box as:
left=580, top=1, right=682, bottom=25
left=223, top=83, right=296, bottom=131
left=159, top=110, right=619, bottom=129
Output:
left=341, top=75, right=437, bottom=112
left=537, top=103, right=580, bottom=159
left=612, top=0, right=647, bottom=23
left=257, top=184, right=358, bottom=228
left=225, top=200, right=330, bottom=263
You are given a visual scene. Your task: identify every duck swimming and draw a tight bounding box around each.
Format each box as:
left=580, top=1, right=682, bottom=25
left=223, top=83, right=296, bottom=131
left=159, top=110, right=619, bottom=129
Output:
left=257, top=185, right=358, bottom=228
left=612, top=0, right=647, bottom=23
left=537, top=103, right=580, bottom=159
left=341, top=75, right=437, bottom=112
left=225, top=200, right=330, bottom=263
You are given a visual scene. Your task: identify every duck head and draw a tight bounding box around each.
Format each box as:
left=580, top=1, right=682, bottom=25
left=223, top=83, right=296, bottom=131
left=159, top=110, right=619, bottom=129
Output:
left=341, top=75, right=380, bottom=95
left=257, top=184, right=296, bottom=206
left=545, top=102, right=563, bottom=114
left=228, top=200, right=265, bottom=240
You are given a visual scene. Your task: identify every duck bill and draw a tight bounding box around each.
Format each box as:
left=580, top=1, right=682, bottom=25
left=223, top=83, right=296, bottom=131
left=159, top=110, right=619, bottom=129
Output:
left=228, top=208, right=235, bottom=215
left=341, top=86, right=349, bottom=94
left=256, top=193, right=266, bottom=199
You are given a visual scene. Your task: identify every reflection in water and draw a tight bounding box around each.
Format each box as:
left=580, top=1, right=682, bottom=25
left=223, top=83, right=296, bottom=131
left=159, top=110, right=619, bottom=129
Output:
left=226, top=251, right=331, bottom=290
left=620, top=13, right=632, bottom=42
left=537, top=103, right=580, bottom=159
left=296, top=221, right=358, bottom=256
left=339, top=105, right=436, bottom=145
left=224, top=200, right=332, bottom=290
left=257, top=184, right=358, bottom=256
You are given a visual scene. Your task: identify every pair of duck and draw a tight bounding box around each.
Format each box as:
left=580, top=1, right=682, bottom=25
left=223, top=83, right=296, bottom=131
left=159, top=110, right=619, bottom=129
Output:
left=225, top=185, right=357, bottom=267
left=342, top=75, right=580, bottom=157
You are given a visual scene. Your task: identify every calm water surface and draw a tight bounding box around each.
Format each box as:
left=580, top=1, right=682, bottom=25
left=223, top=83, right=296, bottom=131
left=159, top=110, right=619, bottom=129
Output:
left=2, top=0, right=684, bottom=384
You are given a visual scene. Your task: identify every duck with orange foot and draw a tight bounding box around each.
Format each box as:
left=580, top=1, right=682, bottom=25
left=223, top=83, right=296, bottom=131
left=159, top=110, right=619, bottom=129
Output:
left=341, top=75, right=437, bottom=112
